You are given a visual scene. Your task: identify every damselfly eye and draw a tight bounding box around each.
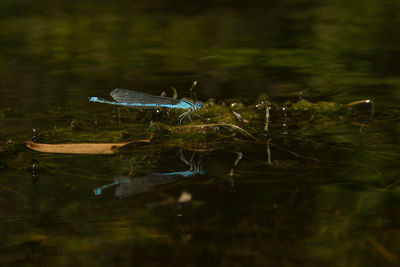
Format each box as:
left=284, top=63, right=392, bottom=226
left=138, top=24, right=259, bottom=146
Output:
left=196, top=102, right=203, bottom=109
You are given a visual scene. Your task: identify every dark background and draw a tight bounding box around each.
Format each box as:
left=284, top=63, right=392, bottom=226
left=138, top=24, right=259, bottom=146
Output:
left=1, top=0, right=400, bottom=110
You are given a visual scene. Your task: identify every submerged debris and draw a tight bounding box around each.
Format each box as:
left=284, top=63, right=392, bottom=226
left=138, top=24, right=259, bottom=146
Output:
left=178, top=191, right=192, bottom=203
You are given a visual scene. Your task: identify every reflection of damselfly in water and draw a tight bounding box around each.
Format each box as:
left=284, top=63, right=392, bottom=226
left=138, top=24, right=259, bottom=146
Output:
left=93, top=151, right=205, bottom=198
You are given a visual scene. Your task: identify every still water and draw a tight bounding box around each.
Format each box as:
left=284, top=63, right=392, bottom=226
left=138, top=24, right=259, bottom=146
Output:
left=1, top=0, right=400, bottom=266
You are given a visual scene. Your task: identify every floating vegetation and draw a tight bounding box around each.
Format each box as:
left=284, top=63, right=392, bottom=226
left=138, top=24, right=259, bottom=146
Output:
left=0, top=94, right=381, bottom=188
left=0, top=95, right=374, bottom=162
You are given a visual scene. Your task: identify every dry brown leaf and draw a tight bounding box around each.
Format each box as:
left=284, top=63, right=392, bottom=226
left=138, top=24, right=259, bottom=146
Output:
left=26, top=133, right=154, bottom=154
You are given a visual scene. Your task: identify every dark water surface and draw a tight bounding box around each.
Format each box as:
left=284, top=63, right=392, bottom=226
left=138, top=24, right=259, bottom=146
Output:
left=1, top=0, right=400, bottom=266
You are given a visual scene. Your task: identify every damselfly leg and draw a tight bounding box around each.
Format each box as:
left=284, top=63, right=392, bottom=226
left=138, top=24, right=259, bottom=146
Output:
left=178, top=110, right=190, bottom=125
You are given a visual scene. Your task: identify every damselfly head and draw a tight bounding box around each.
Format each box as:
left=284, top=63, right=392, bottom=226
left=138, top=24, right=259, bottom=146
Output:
left=195, top=102, right=203, bottom=109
